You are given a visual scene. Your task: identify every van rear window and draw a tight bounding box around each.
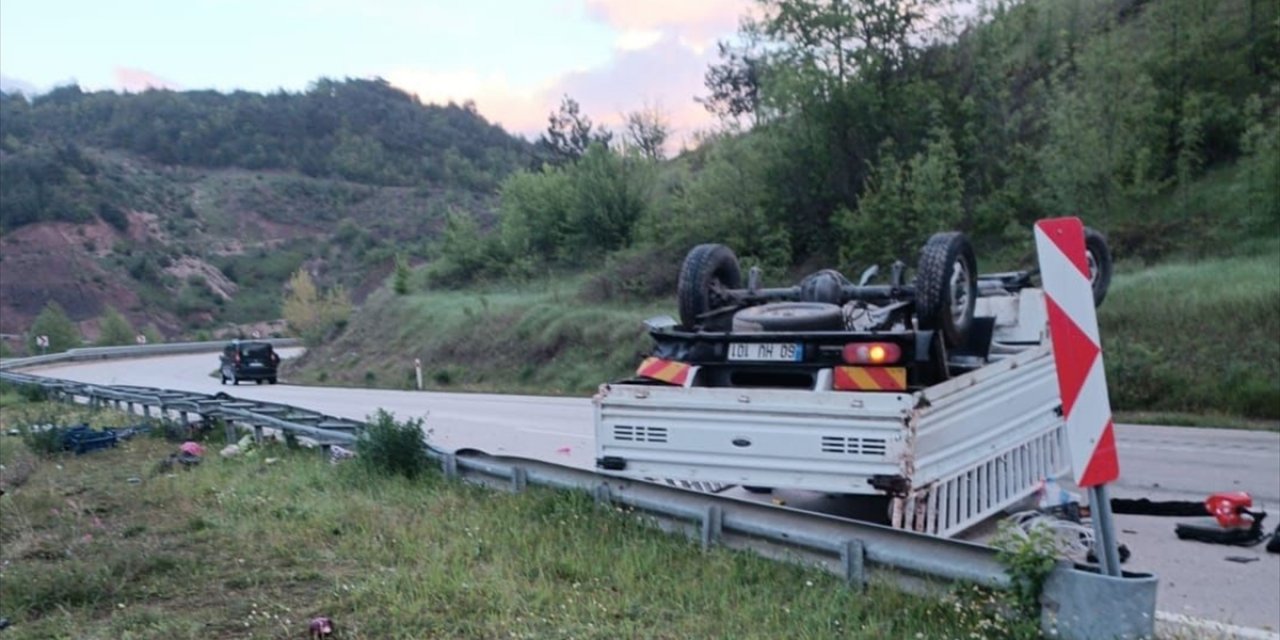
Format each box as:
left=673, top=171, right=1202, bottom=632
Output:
left=241, top=343, right=274, bottom=357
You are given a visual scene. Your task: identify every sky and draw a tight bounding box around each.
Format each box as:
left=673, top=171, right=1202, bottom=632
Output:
left=0, top=0, right=753, bottom=146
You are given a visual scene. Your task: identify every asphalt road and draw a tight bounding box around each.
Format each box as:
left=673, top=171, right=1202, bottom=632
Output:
left=26, top=350, right=1280, bottom=633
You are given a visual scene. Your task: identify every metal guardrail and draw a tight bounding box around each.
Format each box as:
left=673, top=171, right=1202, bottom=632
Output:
left=0, top=338, right=301, bottom=370
left=0, top=346, right=1157, bottom=640
left=0, top=370, right=360, bottom=447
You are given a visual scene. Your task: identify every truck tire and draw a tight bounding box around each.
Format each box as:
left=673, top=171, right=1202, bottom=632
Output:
left=1084, top=226, right=1113, bottom=307
left=916, top=232, right=977, bottom=348
left=732, top=302, right=844, bottom=332
left=678, top=244, right=742, bottom=331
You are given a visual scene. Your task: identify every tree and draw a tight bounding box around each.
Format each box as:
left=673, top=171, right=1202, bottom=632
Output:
left=28, top=301, right=80, bottom=353
left=282, top=268, right=352, bottom=345
left=538, top=95, right=612, bottom=166
left=141, top=323, right=165, bottom=344
left=393, top=254, right=411, bottom=295
left=498, top=167, right=576, bottom=264
left=96, top=306, right=136, bottom=346
left=835, top=125, right=965, bottom=267
left=568, top=144, right=650, bottom=255
left=699, top=0, right=955, bottom=258
left=623, top=105, right=671, bottom=161
left=700, top=40, right=765, bottom=124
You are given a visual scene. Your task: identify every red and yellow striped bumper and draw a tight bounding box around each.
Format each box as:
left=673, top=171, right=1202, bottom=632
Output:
left=636, top=357, right=693, bottom=386
left=833, top=366, right=906, bottom=391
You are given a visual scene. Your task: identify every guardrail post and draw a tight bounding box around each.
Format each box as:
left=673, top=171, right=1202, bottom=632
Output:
left=224, top=420, right=236, bottom=443
left=511, top=467, right=528, bottom=493
left=841, top=539, right=866, bottom=589
left=253, top=425, right=264, bottom=444
left=701, top=505, right=723, bottom=551
left=442, top=454, right=458, bottom=480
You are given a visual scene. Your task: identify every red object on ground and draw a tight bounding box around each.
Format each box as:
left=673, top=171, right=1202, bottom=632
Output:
left=1205, top=491, right=1254, bottom=528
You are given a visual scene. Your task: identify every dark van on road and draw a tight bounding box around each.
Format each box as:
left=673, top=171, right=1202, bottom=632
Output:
left=220, top=341, right=279, bottom=385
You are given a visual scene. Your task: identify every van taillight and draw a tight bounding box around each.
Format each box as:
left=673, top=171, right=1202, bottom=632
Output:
left=841, top=342, right=902, bottom=365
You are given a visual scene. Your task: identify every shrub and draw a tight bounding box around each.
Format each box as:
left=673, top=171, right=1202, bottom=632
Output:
left=356, top=409, right=432, bottom=479
left=20, top=423, right=65, bottom=457
left=578, top=244, right=683, bottom=303
left=992, top=519, right=1061, bottom=617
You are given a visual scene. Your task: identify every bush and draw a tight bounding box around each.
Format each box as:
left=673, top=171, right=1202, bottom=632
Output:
left=20, top=423, right=65, bottom=457
left=356, top=409, right=432, bottom=479
left=578, top=244, right=684, bottom=303
left=992, top=519, right=1061, bottom=617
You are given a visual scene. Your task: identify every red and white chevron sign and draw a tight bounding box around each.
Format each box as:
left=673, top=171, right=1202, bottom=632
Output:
left=1035, top=217, right=1120, bottom=487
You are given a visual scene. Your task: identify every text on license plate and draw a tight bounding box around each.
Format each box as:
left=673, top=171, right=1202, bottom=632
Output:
left=727, top=343, right=803, bottom=362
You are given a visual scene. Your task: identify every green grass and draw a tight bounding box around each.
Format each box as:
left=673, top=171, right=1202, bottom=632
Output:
left=1100, top=248, right=1280, bottom=420
left=289, top=278, right=674, bottom=395
left=0, top=402, right=1035, bottom=639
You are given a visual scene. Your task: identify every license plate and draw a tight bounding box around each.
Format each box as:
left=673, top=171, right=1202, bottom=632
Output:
left=727, top=343, right=804, bottom=362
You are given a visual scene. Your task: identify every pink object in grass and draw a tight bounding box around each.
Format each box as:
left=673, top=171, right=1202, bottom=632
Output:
left=179, top=441, right=205, bottom=457
left=309, top=616, right=334, bottom=637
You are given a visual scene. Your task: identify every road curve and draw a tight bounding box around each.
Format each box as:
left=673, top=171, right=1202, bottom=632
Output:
left=24, top=350, right=1280, bottom=632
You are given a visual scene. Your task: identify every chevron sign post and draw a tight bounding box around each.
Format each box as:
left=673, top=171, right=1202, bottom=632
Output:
left=1035, top=216, right=1123, bottom=575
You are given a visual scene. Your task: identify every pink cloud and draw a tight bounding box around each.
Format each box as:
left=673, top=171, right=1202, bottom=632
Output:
left=584, top=0, right=753, bottom=51
left=542, top=35, right=720, bottom=151
left=389, top=36, right=721, bottom=152
left=114, top=67, right=181, bottom=92
left=386, top=68, right=552, bottom=138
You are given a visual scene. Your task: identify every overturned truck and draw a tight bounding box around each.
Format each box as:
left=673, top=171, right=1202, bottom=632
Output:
left=594, top=228, right=1113, bottom=537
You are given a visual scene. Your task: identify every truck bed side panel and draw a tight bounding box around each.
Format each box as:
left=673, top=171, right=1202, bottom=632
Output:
left=595, top=387, right=914, bottom=493
left=912, top=345, right=1065, bottom=487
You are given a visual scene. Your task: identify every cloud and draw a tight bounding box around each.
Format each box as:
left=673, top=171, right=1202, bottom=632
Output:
left=584, top=0, right=752, bottom=52
left=388, top=32, right=732, bottom=152
left=538, top=34, right=720, bottom=151
left=114, top=67, right=181, bottom=92
left=385, top=68, right=554, bottom=138
left=615, top=29, right=664, bottom=52
left=0, top=75, right=39, bottom=96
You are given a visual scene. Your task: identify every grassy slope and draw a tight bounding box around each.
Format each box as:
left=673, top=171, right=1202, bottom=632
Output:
left=1102, top=246, right=1280, bottom=421
left=287, top=279, right=671, bottom=395
left=0, top=401, right=1029, bottom=639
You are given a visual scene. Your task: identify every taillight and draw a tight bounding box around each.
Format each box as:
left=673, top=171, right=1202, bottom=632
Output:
left=842, top=342, right=901, bottom=365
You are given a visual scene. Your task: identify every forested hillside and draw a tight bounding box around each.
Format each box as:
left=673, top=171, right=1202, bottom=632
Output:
left=0, top=78, right=535, bottom=340
left=433, top=0, right=1278, bottom=283
left=298, top=0, right=1278, bottom=420
left=0, top=78, right=533, bottom=231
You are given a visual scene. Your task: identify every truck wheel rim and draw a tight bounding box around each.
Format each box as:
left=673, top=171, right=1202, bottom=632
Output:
left=949, top=259, right=971, bottom=323
left=1087, top=250, right=1099, bottom=285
